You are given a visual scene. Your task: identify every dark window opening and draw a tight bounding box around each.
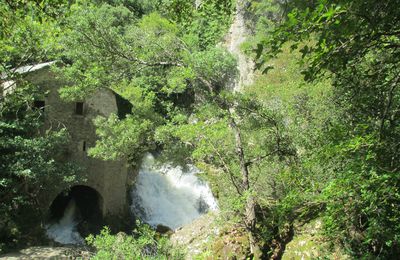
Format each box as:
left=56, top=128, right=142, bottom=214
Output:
left=33, top=100, right=45, bottom=111
left=83, top=141, right=86, bottom=152
left=75, top=102, right=84, bottom=115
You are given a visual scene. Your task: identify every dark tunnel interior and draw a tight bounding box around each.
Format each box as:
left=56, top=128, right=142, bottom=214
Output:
left=49, top=185, right=104, bottom=237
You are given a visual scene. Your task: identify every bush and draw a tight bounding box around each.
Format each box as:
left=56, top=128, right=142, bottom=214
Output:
left=86, top=222, right=185, bottom=259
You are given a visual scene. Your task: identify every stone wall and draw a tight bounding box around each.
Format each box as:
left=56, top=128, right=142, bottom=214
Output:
left=24, top=67, right=134, bottom=218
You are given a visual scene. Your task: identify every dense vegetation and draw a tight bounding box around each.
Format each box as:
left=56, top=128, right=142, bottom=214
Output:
left=86, top=223, right=184, bottom=259
left=253, top=0, right=400, bottom=257
left=0, top=0, right=78, bottom=252
left=0, top=84, right=79, bottom=251
left=1, top=0, right=399, bottom=259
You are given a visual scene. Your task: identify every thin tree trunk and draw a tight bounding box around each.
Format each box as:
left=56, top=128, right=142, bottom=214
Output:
left=229, top=114, right=261, bottom=257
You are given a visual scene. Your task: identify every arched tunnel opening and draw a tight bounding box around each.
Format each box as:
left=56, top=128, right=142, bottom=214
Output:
left=48, top=185, right=104, bottom=240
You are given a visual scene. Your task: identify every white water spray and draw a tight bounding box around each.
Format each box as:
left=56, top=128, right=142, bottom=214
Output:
left=46, top=199, right=84, bottom=245
left=131, top=153, right=218, bottom=230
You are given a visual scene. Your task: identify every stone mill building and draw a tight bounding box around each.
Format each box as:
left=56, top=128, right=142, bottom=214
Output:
left=1, top=61, right=135, bottom=223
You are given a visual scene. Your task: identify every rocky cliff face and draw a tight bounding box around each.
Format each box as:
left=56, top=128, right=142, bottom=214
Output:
left=225, top=0, right=254, bottom=92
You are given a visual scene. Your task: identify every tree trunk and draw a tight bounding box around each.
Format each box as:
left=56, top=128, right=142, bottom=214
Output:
left=229, top=114, right=261, bottom=257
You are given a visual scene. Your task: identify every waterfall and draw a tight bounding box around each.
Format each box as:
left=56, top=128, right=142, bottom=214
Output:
left=46, top=199, right=84, bottom=245
left=131, top=153, right=218, bottom=230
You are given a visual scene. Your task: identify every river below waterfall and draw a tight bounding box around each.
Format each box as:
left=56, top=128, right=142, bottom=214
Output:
left=131, top=153, right=218, bottom=230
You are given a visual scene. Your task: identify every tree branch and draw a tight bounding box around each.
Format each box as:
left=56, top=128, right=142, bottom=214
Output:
left=245, top=150, right=277, bottom=167
left=207, top=138, right=243, bottom=196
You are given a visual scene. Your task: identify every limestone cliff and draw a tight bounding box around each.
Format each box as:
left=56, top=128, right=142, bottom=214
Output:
left=225, top=0, right=254, bottom=92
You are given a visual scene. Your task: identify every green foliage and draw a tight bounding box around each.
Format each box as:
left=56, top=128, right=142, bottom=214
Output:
left=321, top=133, right=400, bottom=257
left=157, top=0, right=234, bottom=49
left=155, top=90, right=295, bottom=239
left=1, top=0, right=397, bottom=258
left=86, top=223, right=184, bottom=259
left=0, top=84, right=79, bottom=252
left=188, top=0, right=234, bottom=49
left=58, top=2, right=238, bottom=163
left=253, top=0, right=400, bottom=257
left=0, top=0, right=70, bottom=69
left=89, top=114, right=157, bottom=166
left=92, top=0, right=159, bottom=16
left=0, top=0, right=81, bottom=253
left=240, top=41, right=335, bottom=256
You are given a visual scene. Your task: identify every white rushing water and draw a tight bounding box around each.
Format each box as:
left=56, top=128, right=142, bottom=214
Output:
left=46, top=199, right=84, bottom=245
left=131, top=153, right=218, bottom=230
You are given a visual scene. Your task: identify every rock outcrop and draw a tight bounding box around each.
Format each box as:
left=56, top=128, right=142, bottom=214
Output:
left=225, top=0, right=255, bottom=92
left=171, top=213, right=219, bottom=259
left=0, top=246, right=92, bottom=260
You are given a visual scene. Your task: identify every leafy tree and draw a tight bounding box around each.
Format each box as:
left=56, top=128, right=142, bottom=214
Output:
left=57, top=2, right=235, bottom=163
left=156, top=91, right=297, bottom=257
left=153, top=0, right=234, bottom=49
left=58, top=4, right=194, bottom=164
left=0, top=0, right=71, bottom=69
left=0, top=83, right=79, bottom=252
left=86, top=222, right=184, bottom=259
left=243, top=38, right=340, bottom=257
left=92, top=0, right=158, bottom=16
left=0, top=0, right=79, bottom=252
left=57, top=2, right=287, bottom=257
left=255, top=0, right=400, bottom=257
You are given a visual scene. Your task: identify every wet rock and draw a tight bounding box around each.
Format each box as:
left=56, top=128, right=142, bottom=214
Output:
left=196, top=197, right=210, bottom=214
left=156, top=224, right=173, bottom=234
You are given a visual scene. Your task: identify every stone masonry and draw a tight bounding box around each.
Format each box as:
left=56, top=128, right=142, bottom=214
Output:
left=2, top=62, right=135, bottom=218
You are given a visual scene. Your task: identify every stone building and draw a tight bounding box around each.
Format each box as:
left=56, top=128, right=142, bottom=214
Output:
left=1, top=62, right=134, bottom=222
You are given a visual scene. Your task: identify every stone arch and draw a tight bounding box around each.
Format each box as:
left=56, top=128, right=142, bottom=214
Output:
left=48, top=185, right=104, bottom=236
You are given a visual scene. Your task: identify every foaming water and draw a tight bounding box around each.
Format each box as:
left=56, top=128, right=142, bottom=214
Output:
left=46, top=199, right=84, bottom=245
left=131, top=153, right=218, bottom=230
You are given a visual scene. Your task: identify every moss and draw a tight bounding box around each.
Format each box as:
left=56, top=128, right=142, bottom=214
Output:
left=210, top=225, right=251, bottom=260
left=282, top=219, right=350, bottom=260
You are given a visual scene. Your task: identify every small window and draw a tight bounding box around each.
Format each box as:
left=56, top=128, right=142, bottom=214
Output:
left=75, top=102, right=84, bottom=115
left=82, top=141, right=86, bottom=152
left=33, top=100, right=45, bottom=112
